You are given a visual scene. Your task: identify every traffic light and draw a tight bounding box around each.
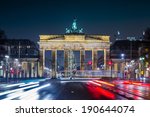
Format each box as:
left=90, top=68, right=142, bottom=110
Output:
left=108, top=60, right=112, bottom=66
left=88, top=61, right=92, bottom=65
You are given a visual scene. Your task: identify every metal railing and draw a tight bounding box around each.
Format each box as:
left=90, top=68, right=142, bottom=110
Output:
left=56, top=70, right=122, bottom=78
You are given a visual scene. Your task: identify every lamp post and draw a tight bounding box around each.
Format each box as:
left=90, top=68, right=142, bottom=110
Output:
left=5, top=55, right=9, bottom=82
left=14, top=58, right=18, bottom=78
left=108, top=60, right=113, bottom=81
left=121, top=53, right=126, bottom=79
left=139, top=57, right=145, bottom=78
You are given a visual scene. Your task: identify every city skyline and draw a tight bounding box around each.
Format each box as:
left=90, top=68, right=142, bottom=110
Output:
left=0, top=0, right=150, bottom=42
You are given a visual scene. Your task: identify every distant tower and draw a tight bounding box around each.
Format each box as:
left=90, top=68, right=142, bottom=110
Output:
left=117, top=31, right=120, bottom=35
left=116, top=30, right=121, bottom=40
left=143, top=31, right=145, bottom=36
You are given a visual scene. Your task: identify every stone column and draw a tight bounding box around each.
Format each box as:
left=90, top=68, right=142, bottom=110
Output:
left=43, top=49, right=45, bottom=69
left=64, top=49, right=68, bottom=77
left=104, top=49, right=107, bottom=70
left=31, top=62, right=34, bottom=77
left=121, top=61, right=125, bottom=79
left=27, top=62, right=31, bottom=78
left=35, top=61, right=38, bottom=77
left=114, top=63, right=118, bottom=77
left=51, top=49, right=57, bottom=78
left=139, top=62, right=141, bottom=78
left=80, top=49, right=85, bottom=70
left=22, top=62, right=25, bottom=77
left=39, top=48, right=44, bottom=77
left=92, top=49, right=97, bottom=70
left=24, top=62, right=29, bottom=78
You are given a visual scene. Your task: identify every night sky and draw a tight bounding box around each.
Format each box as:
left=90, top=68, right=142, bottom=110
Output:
left=0, top=0, right=150, bottom=42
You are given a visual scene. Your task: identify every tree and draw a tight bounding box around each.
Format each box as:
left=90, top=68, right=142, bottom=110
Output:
left=0, top=29, right=7, bottom=39
left=143, top=27, right=150, bottom=41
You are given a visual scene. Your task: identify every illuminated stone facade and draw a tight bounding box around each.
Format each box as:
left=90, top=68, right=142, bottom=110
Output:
left=38, top=34, right=110, bottom=77
left=0, top=39, right=39, bottom=78
left=38, top=19, right=110, bottom=78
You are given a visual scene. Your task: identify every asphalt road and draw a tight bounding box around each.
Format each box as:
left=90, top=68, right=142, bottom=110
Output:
left=0, top=78, right=150, bottom=100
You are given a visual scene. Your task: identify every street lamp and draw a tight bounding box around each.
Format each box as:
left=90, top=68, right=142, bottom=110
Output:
left=139, top=57, right=144, bottom=61
left=5, top=55, right=9, bottom=81
left=5, top=55, right=9, bottom=59
left=14, top=58, right=19, bottom=78
left=121, top=53, right=125, bottom=59
left=121, top=53, right=126, bottom=79
left=108, top=60, right=113, bottom=80
left=139, top=57, right=145, bottom=78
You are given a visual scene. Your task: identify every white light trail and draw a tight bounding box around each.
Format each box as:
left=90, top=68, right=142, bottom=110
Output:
left=5, top=83, right=25, bottom=88
left=3, top=84, right=51, bottom=100
left=0, top=84, right=39, bottom=97
left=19, top=82, right=39, bottom=87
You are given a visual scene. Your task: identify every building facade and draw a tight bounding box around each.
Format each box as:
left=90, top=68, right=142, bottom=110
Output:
left=38, top=20, right=111, bottom=78
left=110, top=39, right=150, bottom=79
left=0, top=39, right=39, bottom=78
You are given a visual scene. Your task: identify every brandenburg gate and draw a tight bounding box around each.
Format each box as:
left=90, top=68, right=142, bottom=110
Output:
left=38, top=20, right=110, bottom=78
